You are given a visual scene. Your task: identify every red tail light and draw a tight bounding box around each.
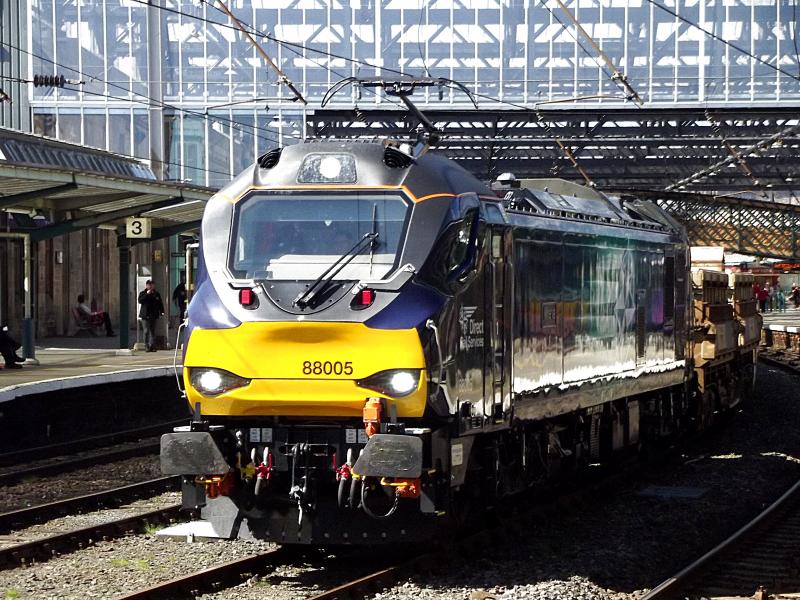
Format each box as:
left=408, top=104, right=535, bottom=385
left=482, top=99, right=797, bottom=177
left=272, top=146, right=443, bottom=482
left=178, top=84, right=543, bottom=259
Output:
left=351, top=288, right=375, bottom=310
left=239, top=288, right=254, bottom=306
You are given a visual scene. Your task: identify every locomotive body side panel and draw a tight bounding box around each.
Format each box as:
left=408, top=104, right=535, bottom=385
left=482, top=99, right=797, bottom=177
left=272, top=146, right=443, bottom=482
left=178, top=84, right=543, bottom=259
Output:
left=502, top=213, right=688, bottom=422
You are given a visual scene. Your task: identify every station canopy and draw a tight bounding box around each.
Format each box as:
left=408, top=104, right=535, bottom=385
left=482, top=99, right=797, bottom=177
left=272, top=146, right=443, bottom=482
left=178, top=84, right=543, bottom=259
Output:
left=0, top=127, right=214, bottom=240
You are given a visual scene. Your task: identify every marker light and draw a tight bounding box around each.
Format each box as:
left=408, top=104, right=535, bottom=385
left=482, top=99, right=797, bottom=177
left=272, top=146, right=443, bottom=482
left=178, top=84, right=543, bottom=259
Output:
left=239, top=288, right=254, bottom=306
left=190, top=367, right=251, bottom=397
left=319, top=156, right=342, bottom=179
left=361, top=289, right=374, bottom=305
left=351, top=288, right=375, bottom=310
left=356, top=369, right=420, bottom=398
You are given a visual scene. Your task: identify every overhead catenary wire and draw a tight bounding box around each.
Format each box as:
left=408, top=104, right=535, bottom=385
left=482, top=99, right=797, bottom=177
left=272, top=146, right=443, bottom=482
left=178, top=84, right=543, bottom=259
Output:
left=212, top=0, right=306, bottom=105
left=26, top=0, right=795, bottom=117
left=198, top=0, right=406, bottom=113
left=0, top=39, right=299, bottom=147
left=21, top=0, right=779, bottom=190
left=547, top=0, right=643, bottom=105
left=126, top=0, right=641, bottom=114
left=794, top=0, right=800, bottom=79
left=0, top=74, right=246, bottom=181
left=9, top=0, right=624, bottom=179
left=197, top=0, right=631, bottom=114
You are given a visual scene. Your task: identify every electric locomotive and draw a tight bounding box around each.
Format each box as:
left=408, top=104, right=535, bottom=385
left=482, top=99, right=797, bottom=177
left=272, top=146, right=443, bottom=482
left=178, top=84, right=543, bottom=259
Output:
left=161, top=138, right=757, bottom=545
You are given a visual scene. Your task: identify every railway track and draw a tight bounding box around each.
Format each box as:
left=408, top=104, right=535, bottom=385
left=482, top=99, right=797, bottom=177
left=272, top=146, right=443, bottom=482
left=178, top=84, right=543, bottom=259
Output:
left=0, top=476, right=179, bottom=532
left=759, top=347, right=800, bottom=372
left=0, top=419, right=184, bottom=468
left=0, top=439, right=161, bottom=486
left=115, top=462, right=634, bottom=599
left=643, top=478, right=800, bottom=599
left=0, top=503, right=181, bottom=570
left=0, top=475, right=183, bottom=570
left=115, top=545, right=413, bottom=600
left=308, top=560, right=418, bottom=600
left=116, top=548, right=291, bottom=599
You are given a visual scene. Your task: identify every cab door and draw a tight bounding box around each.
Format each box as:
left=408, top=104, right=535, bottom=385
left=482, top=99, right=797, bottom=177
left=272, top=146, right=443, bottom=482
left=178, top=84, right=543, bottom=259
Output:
left=485, top=226, right=510, bottom=423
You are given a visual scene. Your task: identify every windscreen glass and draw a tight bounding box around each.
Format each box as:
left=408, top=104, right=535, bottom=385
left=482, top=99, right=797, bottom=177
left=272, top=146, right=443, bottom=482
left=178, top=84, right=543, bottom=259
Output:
left=230, top=193, right=409, bottom=280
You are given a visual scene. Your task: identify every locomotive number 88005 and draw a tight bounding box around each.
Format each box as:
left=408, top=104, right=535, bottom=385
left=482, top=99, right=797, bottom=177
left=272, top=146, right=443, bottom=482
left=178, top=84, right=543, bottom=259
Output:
left=160, top=140, right=759, bottom=544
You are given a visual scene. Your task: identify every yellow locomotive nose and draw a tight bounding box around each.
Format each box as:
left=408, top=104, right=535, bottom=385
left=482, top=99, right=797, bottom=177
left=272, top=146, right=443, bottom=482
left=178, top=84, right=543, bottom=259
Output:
left=183, top=322, right=427, bottom=418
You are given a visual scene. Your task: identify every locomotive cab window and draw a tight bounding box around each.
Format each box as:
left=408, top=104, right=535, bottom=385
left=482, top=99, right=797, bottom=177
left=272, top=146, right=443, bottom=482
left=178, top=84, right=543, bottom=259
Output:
left=420, top=193, right=484, bottom=292
left=229, top=193, right=410, bottom=281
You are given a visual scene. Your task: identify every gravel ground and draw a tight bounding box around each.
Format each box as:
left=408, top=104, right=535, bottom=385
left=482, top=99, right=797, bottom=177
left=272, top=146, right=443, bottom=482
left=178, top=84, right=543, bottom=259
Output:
left=368, top=363, right=800, bottom=599
left=0, top=492, right=180, bottom=550
left=0, top=455, right=162, bottom=513
left=197, top=547, right=412, bottom=600
left=0, top=534, right=274, bottom=599
left=0, top=438, right=160, bottom=480
left=1, top=363, right=798, bottom=600
left=197, top=549, right=388, bottom=600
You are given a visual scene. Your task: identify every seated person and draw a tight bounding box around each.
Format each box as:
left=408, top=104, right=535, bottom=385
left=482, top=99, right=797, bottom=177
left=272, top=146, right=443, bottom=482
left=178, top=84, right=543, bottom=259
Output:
left=76, top=295, right=115, bottom=337
left=0, top=326, right=23, bottom=369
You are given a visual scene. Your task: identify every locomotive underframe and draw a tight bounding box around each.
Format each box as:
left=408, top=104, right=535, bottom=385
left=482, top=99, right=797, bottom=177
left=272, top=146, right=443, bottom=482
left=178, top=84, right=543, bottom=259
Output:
left=165, top=370, right=723, bottom=544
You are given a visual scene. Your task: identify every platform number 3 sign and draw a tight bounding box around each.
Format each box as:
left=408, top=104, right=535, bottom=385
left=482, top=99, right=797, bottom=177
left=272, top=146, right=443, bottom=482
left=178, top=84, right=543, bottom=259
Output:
left=126, top=217, right=152, bottom=239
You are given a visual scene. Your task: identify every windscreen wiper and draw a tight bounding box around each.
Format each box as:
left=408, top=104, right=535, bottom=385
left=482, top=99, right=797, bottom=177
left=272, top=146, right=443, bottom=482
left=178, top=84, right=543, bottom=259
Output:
left=368, top=203, right=377, bottom=277
left=293, top=232, right=379, bottom=309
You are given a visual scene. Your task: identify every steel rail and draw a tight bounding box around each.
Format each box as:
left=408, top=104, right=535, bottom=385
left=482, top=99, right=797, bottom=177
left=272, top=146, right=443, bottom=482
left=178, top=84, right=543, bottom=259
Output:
left=118, top=424, right=692, bottom=599
left=307, top=562, right=414, bottom=600
left=642, top=477, right=800, bottom=599
left=0, top=441, right=161, bottom=486
left=307, top=463, right=643, bottom=599
left=116, top=548, right=290, bottom=599
left=0, top=504, right=181, bottom=570
left=0, top=419, right=184, bottom=467
left=0, top=476, right=179, bottom=532
left=759, top=349, right=800, bottom=371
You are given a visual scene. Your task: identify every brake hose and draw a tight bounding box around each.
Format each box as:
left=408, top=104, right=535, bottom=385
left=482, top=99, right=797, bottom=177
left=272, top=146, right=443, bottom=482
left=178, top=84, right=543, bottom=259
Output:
left=360, top=480, right=399, bottom=519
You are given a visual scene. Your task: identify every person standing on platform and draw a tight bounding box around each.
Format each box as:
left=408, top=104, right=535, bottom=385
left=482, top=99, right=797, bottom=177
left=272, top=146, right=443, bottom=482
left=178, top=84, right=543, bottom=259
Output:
left=777, top=285, right=787, bottom=312
left=138, top=280, right=165, bottom=352
left=791, top=284, right=800, bottom=309
left=757, top=285, right=769, bottom=313
left=172, top=275, right=187, bottom=321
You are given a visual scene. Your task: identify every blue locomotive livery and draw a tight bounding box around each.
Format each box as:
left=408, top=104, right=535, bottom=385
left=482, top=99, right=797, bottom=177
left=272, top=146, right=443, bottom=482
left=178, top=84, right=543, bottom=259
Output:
left=161, top=138, right=759, bottom=544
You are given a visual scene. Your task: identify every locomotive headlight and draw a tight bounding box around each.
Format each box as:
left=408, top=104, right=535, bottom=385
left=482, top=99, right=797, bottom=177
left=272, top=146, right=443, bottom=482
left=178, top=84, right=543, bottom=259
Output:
left=190, top=368, right=251, bottom=397
left=389, top=371, right=416, bottom=394
left=356, top=369, right=420, bottom=398
left=319, top=156, right=342, bottom=179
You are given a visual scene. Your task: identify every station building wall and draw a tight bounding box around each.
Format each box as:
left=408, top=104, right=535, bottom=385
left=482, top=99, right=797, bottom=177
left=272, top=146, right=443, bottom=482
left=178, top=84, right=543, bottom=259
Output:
left=1, top=229, right=172, bottom=344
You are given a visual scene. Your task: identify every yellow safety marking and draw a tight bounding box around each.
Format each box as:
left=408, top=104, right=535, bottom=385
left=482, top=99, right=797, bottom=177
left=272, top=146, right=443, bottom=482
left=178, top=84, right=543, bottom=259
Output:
left=223, top=184, right=455, bottom=204
left=183, top=321, right=427, bottom=418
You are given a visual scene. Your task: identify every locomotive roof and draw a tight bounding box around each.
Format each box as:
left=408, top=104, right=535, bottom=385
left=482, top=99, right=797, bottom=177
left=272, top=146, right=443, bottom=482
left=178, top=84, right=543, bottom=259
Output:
left=500, top=178, right=684, bottom=236
left=244, top=140, right=492, bottom=201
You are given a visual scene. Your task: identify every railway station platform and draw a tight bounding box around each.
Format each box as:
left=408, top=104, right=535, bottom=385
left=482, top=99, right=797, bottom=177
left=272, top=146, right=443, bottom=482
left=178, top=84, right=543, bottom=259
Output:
left=761, top=310, right=800, bottom=332
left=0, top=345, right=179, bottom=404
left=0, top=343, right=187, bottom=452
